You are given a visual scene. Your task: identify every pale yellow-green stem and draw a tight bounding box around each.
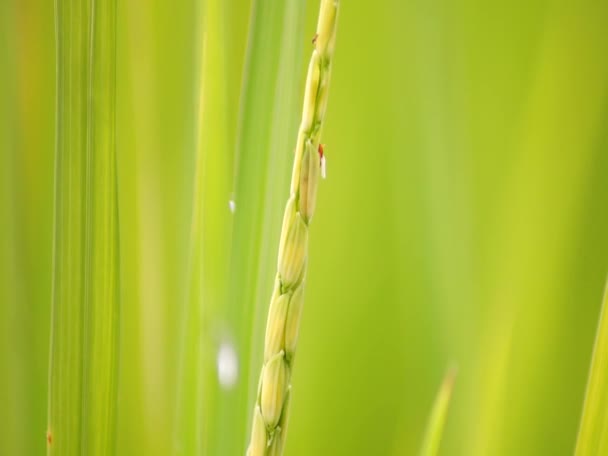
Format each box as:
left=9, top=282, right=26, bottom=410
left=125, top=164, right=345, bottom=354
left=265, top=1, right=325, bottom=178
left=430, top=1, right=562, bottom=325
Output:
left=247, top=1, right=339, bottom=455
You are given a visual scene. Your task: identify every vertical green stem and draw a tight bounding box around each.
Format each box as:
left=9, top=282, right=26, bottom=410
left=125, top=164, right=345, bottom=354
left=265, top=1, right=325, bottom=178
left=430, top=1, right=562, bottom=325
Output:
left=47, top=0, right=119, bottom=454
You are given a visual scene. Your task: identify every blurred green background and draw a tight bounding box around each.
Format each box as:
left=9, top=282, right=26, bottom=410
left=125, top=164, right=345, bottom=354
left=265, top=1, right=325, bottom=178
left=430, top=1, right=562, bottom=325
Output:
left=2, top=0, right=608, bottom=455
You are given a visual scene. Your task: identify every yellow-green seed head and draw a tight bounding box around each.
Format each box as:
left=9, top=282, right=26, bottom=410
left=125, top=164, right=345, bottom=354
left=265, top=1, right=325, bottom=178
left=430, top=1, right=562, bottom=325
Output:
left=284, top=284, right=305, bottom=360
left=279, top=196, right=297, bottom=246
left=261, top=351, right=288, bottom=429
left=248, top=0, right=339, bottom=453
left=298, top=141, right=321, bottom=223
left=267, top=386, right=292, bottom=456
left=289, top=132, right=307, bottom=195
left=255, top=365, right=264, bottom=403
left=270, top=276, right=281, bottom=301
left=264, top=293, right=289, bottom=362
left=279, top=385, right=292, bottom=429
left=301, top=52, right=321, bottom=133
left=315, top=0, right=338, bottom=57
left=314, top=77, right=330, bottom=131
left=278, top=202, right=308, bottom=287
left=248, top=406, right=268, bottom=456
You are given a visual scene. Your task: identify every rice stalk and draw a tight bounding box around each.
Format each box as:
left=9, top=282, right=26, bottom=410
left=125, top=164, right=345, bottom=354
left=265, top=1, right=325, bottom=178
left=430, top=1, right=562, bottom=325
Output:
left=246, top=1, right=340, bottom=454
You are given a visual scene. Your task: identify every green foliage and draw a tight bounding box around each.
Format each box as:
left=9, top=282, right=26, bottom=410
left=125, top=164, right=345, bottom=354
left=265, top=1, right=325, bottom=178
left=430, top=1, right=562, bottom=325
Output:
left=575, top=281, right=608, bottom=455
left=419, top=367, right=457, bottom=456
left=47, top=0, right=119, bottom=454
left=0, top=5, right=24, bottom=455
left=175, top=0, right=232, bottom=453
left=2, top=0, right=608, bottom=455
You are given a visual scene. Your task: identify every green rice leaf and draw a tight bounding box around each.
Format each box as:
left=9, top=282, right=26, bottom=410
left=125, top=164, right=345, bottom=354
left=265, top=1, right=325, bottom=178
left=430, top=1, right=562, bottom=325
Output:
left=419, top=367, right=457, bottom=456
left=175, top=0, right=232, bottom=453
left=47, top=0, right=119, bottom=453
left=575, top=280, right=608, bottom=455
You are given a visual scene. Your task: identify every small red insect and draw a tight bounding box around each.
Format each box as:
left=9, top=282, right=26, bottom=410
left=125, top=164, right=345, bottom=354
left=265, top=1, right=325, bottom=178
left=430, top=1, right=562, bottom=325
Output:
left=312, top=33, right=319, bottom=45
left=318, top=143, right=324, bottom=159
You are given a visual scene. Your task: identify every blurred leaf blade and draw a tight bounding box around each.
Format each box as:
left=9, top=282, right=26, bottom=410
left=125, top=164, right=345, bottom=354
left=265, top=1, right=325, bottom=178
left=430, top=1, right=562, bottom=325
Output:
left=175, top=0, right=233, bottom=453
left=575, top=281, right=608, bottom=456
left=465, top=2, right=608, bottom=453
left=0, top=3, right=26, bottom=454
left=419, top=367, right=457, bottom=456
left=48, top=0, right=120, bottom=453
left=81, top=0, right=120, bottom=452
left=47, top=0, right=90, bottom=451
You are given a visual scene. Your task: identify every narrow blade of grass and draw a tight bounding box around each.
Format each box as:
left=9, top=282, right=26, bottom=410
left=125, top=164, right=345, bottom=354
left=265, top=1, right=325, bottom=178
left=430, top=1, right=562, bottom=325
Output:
left=47, top=0, right=119, bottom=454
left=419, top=367, right=458, bottom=456
left=575, top=280, right=608, bottom=455
left=81, top=0, right=120, bottom=453
left=47, top=0, right=90, bottom=451
left=174, top=0, right=232, bottom=453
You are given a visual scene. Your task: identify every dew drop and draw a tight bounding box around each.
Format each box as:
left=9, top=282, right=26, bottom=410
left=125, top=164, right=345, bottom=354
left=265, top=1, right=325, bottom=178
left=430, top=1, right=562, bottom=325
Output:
left=229, top=200, right=236, bottom=213
left=217, top=342, right=238, bottom=389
